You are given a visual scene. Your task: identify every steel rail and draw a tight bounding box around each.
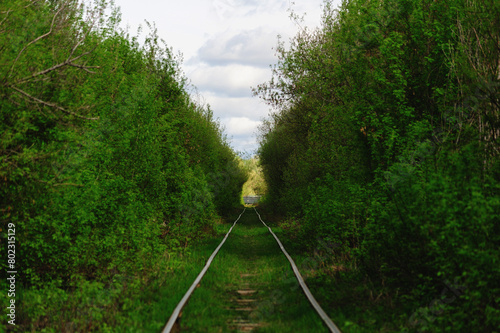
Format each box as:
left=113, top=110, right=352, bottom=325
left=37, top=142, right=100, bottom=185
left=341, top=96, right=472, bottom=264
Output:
left=253, top=207, right=342, bottom=333
left=161, top=207, right=247, bottom=333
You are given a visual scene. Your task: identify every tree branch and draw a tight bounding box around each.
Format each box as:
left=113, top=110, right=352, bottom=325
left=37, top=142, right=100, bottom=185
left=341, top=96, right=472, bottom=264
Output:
left=53, top=183, right=84, bottom=187
left=17, top=47, right=98, bottom=84
left=9, top=85, right=99, bottom=120
left=9, top=3, right=65, bottom=77
left=37, top=179, right=84, bottom=187
left=0, top=8, right=12, bottom=28
left=68, top=62, right=100, bottom=73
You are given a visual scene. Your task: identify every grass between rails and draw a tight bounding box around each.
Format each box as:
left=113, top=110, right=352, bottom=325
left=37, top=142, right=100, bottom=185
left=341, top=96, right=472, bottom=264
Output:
left=179, top=208, right=328, bottom=332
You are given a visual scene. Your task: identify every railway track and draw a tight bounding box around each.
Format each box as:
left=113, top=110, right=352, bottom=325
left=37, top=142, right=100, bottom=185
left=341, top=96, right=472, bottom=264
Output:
left=162, top=207, right=341, bottom=333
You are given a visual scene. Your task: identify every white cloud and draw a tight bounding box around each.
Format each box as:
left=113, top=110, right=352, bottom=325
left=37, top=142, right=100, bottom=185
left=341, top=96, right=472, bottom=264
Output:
left=188, top=64, right=270, bottom=98
left=230, top=136, right=259, bottom=155
left=225, top=117, right=261, bottom=136
left=193, top=28, right=279, bottom=68
left=221, top=116, right=264, bottom=155
left=212, top=0, right=288, bottom=22
left=195, top=92, right=270, bottom=120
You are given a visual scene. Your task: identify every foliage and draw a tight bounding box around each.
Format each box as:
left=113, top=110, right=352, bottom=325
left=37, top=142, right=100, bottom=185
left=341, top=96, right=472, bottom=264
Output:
left=0, top=0, right=246, bottom=330
left=241, top=157, right=267, bottom=197
left=255, top=0, right=499, bottom=330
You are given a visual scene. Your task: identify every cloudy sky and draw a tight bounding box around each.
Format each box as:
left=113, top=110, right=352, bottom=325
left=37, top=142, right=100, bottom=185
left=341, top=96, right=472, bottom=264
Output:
left=113, top=0, right=338, bottom=156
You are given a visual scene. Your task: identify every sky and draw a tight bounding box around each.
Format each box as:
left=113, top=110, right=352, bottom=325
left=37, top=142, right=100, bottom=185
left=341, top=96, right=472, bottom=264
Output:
left=112, top=0, right=337, bottom=156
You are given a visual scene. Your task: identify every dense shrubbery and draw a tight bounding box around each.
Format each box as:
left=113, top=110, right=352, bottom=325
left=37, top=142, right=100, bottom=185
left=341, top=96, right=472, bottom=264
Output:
left=0, top=0, right=246, bottom=330
left=255, top=0, right=499, bottom=330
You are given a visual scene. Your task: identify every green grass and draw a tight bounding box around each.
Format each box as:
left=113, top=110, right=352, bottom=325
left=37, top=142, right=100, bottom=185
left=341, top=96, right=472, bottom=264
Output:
left=9, top=227, right=232, bottom=333
left=180, top=208, right=328, bottom=332
left=276, top=254, right=409, bottom=333
left=275, top=232, right=416, bottom=333
left=11, top=208, right=348, bottom=332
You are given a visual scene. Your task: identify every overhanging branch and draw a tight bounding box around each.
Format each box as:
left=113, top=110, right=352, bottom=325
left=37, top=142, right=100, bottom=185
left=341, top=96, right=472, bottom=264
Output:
left=10, top=85, right=98, bottom=120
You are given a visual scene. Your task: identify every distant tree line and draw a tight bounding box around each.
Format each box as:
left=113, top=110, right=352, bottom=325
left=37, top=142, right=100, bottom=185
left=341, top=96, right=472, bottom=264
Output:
left=241, top=157, right=267, bottom=197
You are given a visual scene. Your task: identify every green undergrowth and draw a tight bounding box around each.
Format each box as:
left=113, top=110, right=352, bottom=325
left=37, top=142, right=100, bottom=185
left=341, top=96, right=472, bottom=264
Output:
left=180, top=208, right=328, bottom=332
left=0, top=219, right=238, bottom=333
left=277, top=214, right=485, bottom=333
left=277, top=232, right=410, bottom=332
